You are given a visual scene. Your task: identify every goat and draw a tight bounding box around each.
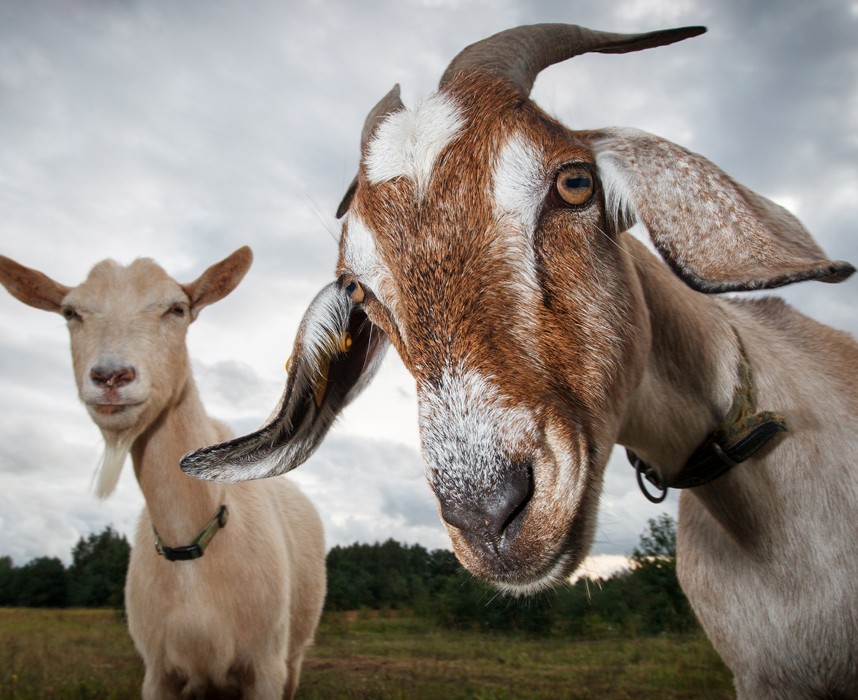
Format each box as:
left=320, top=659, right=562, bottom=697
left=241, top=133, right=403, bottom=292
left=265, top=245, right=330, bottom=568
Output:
left=0, top=247, right=326, bottom=700
left=181, top=24, right=858, bottom=698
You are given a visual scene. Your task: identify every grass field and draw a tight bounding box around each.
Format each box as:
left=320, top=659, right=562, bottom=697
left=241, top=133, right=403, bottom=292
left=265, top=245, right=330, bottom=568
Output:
left=0, top=608, right=734, bottom=699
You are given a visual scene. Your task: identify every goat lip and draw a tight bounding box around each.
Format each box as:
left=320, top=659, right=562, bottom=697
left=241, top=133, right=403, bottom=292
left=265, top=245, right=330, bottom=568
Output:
left=89, top=401, right=143, bottom=415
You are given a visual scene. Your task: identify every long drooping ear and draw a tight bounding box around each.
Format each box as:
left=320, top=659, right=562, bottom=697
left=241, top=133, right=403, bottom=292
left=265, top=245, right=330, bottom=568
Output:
left=0, top=256, right=71, bottom=312
left=182, top=246, right=253, bottom=320
left=181, top=281, right=389, bottom=482
left=589, top=128, right=855, bottom=292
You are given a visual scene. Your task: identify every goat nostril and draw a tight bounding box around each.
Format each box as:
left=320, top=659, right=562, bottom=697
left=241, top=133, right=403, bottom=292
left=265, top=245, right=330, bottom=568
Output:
left=438, top=461, right=534, bottom=539
left=90, top=365, right=137, bottom=388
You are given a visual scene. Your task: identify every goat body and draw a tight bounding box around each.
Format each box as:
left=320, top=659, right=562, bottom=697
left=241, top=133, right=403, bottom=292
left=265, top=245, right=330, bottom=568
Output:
left=181, top=25, right=857, bottom=698
left=0, top=248, right=326, bottom=700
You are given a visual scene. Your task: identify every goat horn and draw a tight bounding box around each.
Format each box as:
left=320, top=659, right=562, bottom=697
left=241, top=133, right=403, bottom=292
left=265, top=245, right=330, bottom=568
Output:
left=439, top=23, right=706, bottom=95
left=336, top=84, right=405, bottom=219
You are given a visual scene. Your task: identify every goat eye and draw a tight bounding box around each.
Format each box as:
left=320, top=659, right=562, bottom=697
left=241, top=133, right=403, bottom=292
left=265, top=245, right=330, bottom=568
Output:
left=167, top=304, right=187, bottom=317
left=555, top=165, right=595, bottom=207
left=343, top=278, right=366, bottom=304
left=61, top=307, right=81, bottom=322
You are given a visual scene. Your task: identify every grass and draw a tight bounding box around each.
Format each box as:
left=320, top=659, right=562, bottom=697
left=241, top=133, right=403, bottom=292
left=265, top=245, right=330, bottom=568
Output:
left=0, top=608, right=734, bottom=699
left=0, top=608, right=141, bottom=699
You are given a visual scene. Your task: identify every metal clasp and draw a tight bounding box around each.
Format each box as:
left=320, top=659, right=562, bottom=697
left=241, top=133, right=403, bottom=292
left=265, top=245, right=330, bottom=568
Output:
left=630, top=452, right=668, bottom=504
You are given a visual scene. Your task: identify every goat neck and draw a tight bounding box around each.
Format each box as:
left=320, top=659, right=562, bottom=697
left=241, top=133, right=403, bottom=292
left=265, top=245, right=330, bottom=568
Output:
left=130, top=375, right=225, bottom=549
left=618, top=239, right=743, bottom=483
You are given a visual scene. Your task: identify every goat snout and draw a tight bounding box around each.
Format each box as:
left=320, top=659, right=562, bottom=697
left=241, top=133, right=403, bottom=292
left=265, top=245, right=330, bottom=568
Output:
left=436, top=462, right=533, bottom=543
left=90, top=364, right=137, bottom=388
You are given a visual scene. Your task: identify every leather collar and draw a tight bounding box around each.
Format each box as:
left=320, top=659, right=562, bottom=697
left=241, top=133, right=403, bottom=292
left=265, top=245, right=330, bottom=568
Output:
left=154, top=504, right=229, bottom=561
left=628, top=327, right=787, bottom=503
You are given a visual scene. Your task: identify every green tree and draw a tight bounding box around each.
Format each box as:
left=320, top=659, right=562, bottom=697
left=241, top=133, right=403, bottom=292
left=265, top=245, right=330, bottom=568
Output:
left=0, top=556, right=16, bottom=605
left=68, top=526, right=130, bottom=608
left=325, top=539, right=463, bottom=611
left=15, top=557, right=68, bottom=607
left=632, top=512, right=677, bottom=564
left=626, top=513, right=697, bottom=634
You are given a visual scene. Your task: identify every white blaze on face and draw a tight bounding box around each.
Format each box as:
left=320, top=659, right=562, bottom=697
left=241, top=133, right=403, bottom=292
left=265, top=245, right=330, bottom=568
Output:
left=487, top=132, right=547, bottom=346
left=364, top=91, right=465, bottom=197
left=342, top=214, right=389, bottom=300
left=418, top=365, right=537, bottom=502
left=492, top=133, right=547, bottom=235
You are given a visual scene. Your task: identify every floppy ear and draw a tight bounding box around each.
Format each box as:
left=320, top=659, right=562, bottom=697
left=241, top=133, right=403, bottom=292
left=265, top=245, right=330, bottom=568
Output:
left=183, top=246, right=253, bottom=320
left=181, top=281, right=389, bottom=482
left=0, top=255, right=70, bottom=312
left=590, top=127, right=855, bottom=292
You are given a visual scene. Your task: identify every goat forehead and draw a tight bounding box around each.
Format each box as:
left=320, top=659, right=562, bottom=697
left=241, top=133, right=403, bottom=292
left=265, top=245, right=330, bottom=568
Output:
left=364, top=90, right=466, bottom=196
left=69, top=259, right=183, bottom=313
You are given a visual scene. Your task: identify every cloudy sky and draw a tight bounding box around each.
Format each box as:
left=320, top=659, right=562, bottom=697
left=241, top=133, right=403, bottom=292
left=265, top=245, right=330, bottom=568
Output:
left=0, top=0, right=855, bottom=576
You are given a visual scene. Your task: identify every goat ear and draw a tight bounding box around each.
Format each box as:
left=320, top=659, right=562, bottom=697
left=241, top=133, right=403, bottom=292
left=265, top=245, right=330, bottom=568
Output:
left=180, top=281, right=389, bottom=482
left=0, top=255, right=70, bottom=312
left=590, top=128, right=855, bottom=292
left=183, top=246, right=253, bottom=319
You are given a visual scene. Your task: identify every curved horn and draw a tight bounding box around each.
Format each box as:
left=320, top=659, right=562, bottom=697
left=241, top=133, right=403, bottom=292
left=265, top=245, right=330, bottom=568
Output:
left=439, top=23, right=706, bottom=95
left=336, top=84, right=405, bottom=218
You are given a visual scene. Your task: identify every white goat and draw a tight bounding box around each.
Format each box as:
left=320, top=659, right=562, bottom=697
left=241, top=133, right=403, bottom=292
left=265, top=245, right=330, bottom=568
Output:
left=181, top=25, right=858, bottom=698
left=0, top=247, right=326, bottom=700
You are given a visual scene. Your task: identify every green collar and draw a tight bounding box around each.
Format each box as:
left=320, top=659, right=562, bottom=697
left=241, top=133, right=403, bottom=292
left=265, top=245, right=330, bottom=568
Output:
left=629, top=327, right=787, bottom=503
left=154, top=505, right=229, bottom=562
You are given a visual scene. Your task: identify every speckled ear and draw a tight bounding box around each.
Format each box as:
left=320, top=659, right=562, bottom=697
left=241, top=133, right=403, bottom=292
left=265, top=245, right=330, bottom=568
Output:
left=590, top=127, right=855, bottom=293
left=181, top=282, right=389, bottom=483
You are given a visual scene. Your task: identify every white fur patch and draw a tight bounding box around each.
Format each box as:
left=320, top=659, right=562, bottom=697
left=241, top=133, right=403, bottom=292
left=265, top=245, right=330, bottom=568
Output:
left=593, top=129, right=643, bottom=232
left=489, top=133, right=545, bottom=337
left=418, top=365, right=536, bottom=501
left=365, top=91, right=465, bottom=197
left=300, top=285, right=351, bottom=374
left=492, top=133, right=546, bottom=234
left=343, top=215, right=386, bottom=295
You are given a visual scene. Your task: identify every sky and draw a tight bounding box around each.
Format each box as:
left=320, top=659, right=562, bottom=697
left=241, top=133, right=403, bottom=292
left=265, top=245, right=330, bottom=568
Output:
left=0, top=0, right=855, bottom=577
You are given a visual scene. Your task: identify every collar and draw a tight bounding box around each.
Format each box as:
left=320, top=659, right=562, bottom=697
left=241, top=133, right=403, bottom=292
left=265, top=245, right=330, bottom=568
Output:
left=627, top=327, right=787, bottom=503
left=154, top=504, right=229, bottom=561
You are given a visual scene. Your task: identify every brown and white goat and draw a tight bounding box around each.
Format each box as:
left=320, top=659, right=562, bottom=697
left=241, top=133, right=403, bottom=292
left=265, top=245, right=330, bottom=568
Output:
left=182, top=25, right=858, bottom=698
left=0, top=248, right=326, bottom=700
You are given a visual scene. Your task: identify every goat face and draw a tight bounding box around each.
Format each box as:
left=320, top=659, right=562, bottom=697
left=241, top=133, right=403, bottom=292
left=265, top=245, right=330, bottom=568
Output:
left=182, top=24, right=853, bottom=592
left=59, top=259, right=195, bottom=434
left=336, top=78, right=654, bottom=588
left=0, top=247, right=252, bottom=496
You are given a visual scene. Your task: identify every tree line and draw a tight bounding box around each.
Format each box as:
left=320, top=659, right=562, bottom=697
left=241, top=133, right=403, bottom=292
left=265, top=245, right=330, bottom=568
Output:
left=326, top=512, right=696, bottom=636
left=0, top=514, right=697, bottom=636
left=0, top=526, right=129, bottom=608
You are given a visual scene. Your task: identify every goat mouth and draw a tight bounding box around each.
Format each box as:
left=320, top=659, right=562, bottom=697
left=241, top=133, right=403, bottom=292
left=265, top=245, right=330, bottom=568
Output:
left=449, top=479, right=597, bottom=593
left=88, top=401, right=144, bottom=415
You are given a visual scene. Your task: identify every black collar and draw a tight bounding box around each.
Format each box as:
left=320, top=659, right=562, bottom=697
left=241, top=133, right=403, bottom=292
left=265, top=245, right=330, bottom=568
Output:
left=627, top=328, right=787, bottom=503
left=154, top=505, right=229, bottom=562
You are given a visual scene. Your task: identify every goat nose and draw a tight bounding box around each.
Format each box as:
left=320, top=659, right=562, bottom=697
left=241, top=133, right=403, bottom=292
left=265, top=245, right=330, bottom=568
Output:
left=90, top=364, right=137, bottom=388
left=437, top=463, right=533, bottom=540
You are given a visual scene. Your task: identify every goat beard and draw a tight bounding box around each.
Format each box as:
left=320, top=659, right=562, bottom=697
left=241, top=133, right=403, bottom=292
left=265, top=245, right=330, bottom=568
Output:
left=93, top=431, right=134, bottom=499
